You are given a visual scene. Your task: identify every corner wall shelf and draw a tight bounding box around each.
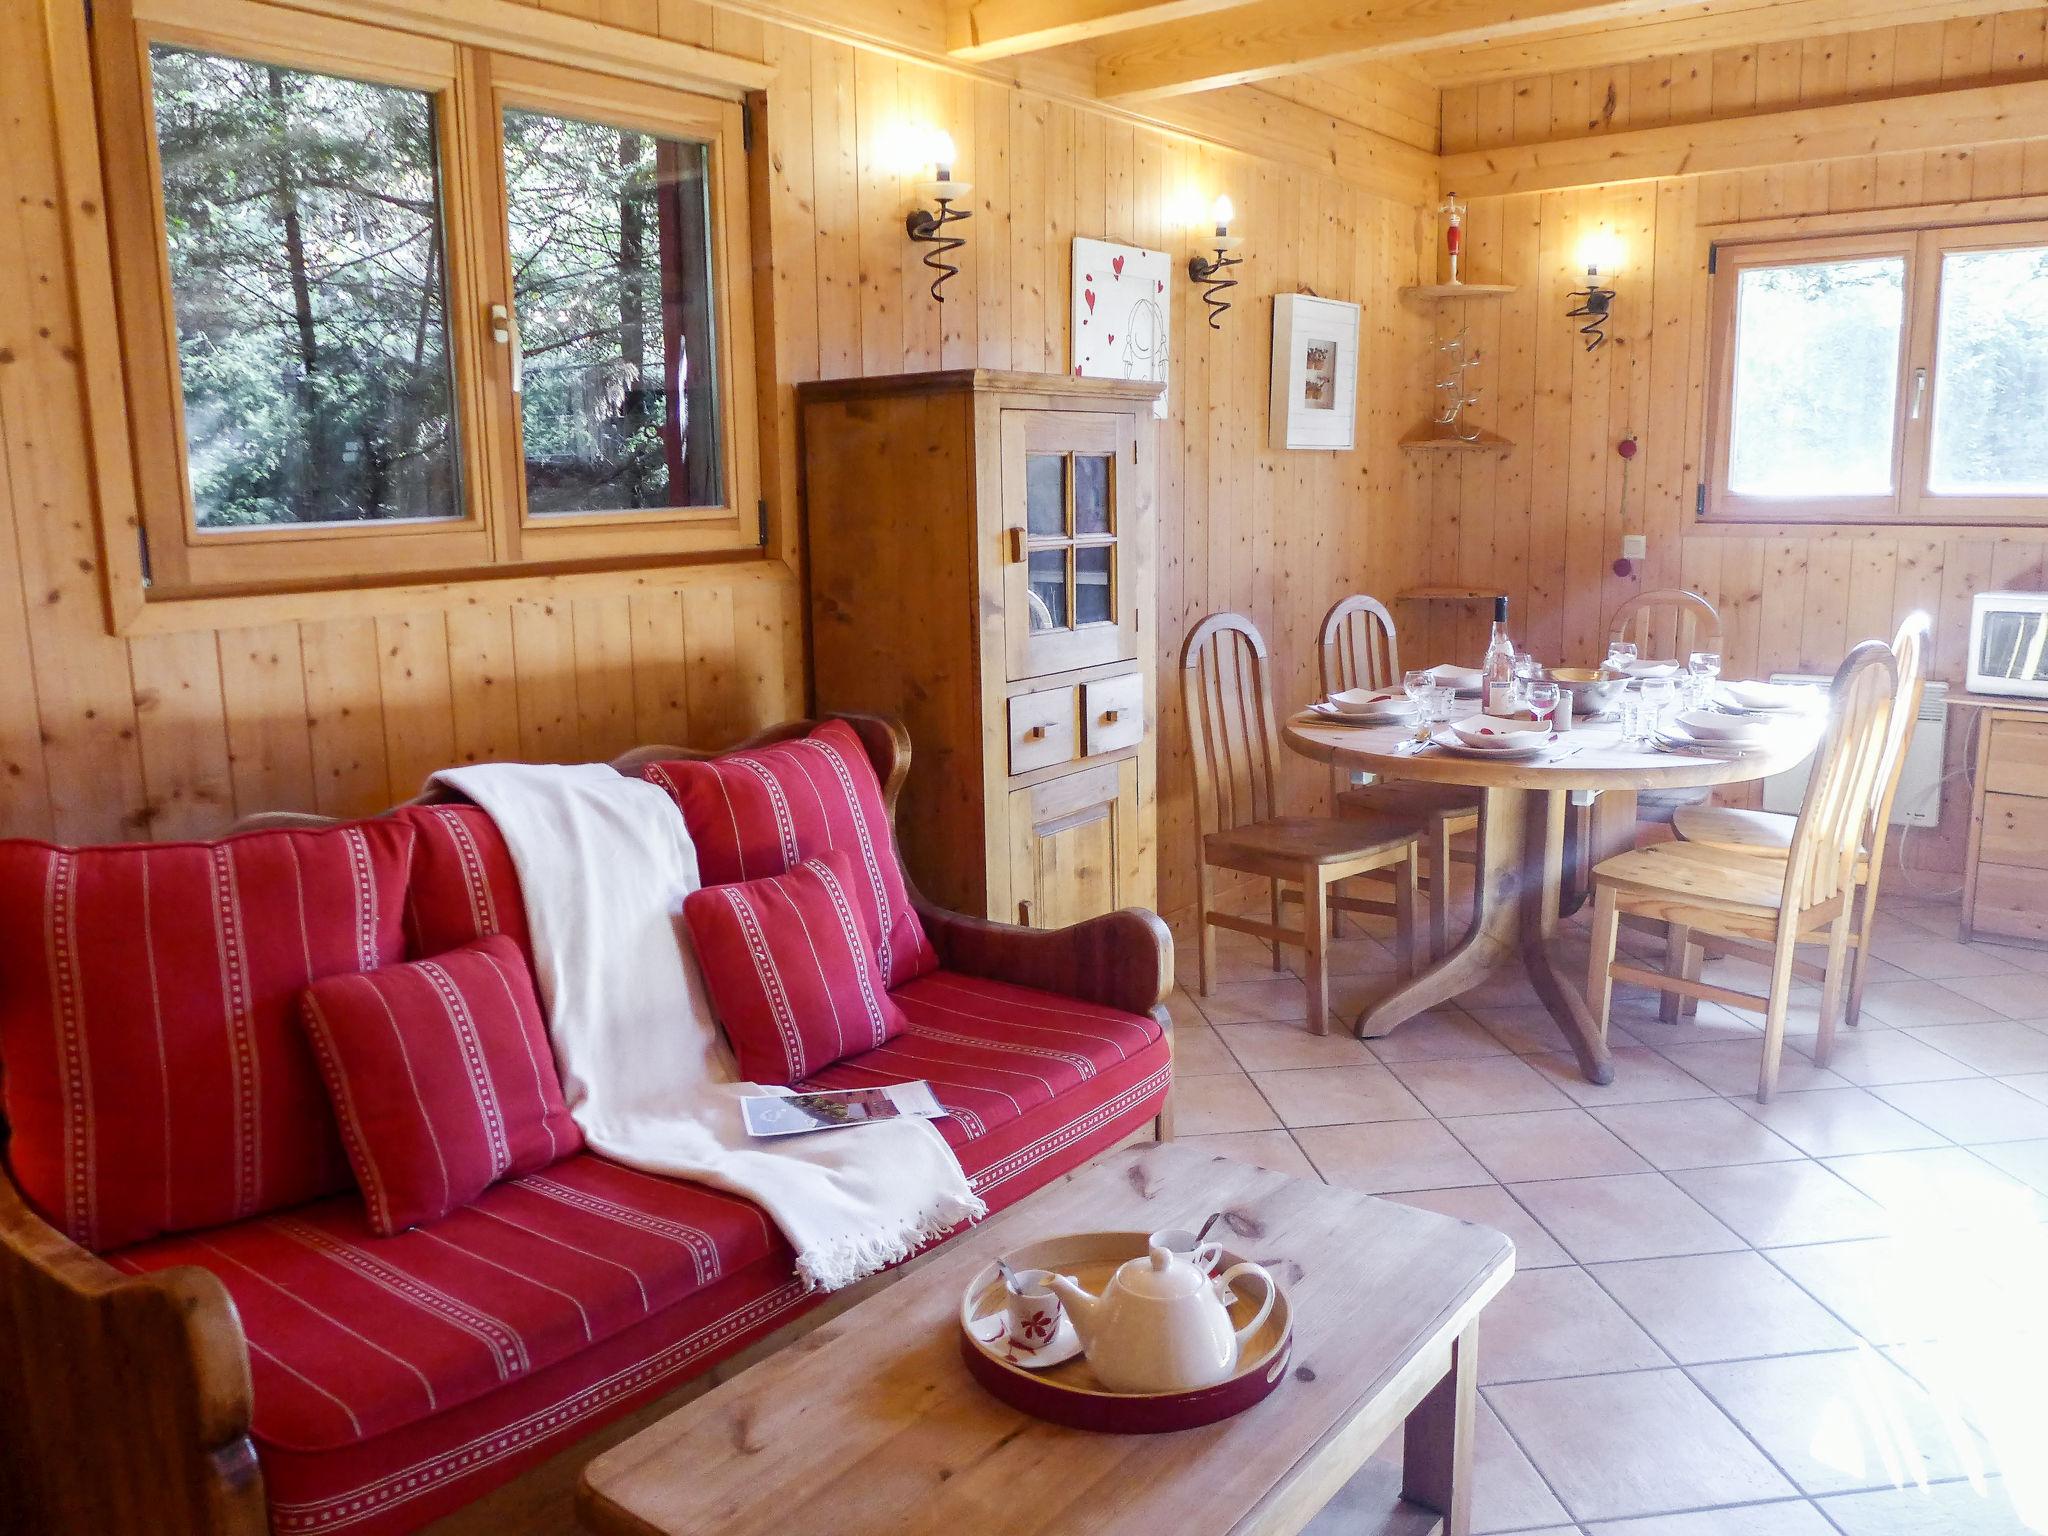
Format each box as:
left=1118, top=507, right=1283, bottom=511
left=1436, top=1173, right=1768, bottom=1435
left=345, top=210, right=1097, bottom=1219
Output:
left=1400, top=425, right=1515, bottom=454
left=1399, top=283, right=1517, bottom=301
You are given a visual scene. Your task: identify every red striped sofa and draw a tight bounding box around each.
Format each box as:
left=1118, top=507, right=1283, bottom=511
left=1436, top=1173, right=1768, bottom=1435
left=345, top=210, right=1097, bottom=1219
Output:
left=0, top=714, right=1173, bottom=1536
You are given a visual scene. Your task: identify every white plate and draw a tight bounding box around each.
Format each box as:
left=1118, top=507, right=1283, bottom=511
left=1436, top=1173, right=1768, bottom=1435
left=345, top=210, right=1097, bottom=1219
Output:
left=1717, top=680, right=1816, bottom=713
left=1652, top=726, right=1748, bottom=758
left=1450, top=713, right=1551, bottom=750
left=1618, top=658, right=1682, bottom=678
left=1428, top=665, right=1484, bottom=694
left=1304, top=703, right=1410, bottom=727
left=1430, top=728, right=1557, bottom=760
left=966, top=1309, right=1085, bottom=1370
left=1675, top=708, right=1771, bottom=746
left=1325, top=686, right=1405, bottom=717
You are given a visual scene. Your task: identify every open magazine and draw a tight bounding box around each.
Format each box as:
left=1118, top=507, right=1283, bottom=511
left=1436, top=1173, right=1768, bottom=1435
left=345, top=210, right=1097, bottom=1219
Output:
left=740, top=1081, right=947, bottom=1139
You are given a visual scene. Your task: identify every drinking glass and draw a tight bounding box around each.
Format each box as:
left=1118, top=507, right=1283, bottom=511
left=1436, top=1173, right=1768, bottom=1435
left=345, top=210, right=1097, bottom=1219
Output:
left=1607, top=639, right=1639, bottom=671
left=1428, top=686, right=1457, bottom=738
left=1641, top=676, right=1674, bottom=737
left=1525, top=679, right=1561, bottom=728
left=1689, top=651, right=1723, bottom=708
left=1618, top=687, right=1648, bottom=743
left=1403, top=669, right=1433, bottom=741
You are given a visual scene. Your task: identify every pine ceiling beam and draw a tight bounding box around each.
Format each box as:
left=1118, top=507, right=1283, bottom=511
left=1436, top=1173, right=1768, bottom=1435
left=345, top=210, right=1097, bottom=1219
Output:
left=946, top=0, right=1253, bottom=61
left=1094, top=0, right=1694, bottom=101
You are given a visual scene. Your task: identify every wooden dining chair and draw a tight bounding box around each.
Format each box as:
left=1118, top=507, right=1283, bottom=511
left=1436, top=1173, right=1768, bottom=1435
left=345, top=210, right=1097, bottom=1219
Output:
left=1181, top=612, right=1423, bottom=1035
left=1318, top=594, right=1481, bottom=959
left=1608, top=589, right=1726, bottom=829
left=1585, top=639, right=1898, bottom=1101
left=1670, top=611, right=1930, bottom=1031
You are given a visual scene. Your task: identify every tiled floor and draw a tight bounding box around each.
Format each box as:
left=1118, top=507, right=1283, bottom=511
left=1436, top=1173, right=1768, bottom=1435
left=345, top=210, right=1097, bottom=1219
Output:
left=1170, top=886, right=2048, bottom=1534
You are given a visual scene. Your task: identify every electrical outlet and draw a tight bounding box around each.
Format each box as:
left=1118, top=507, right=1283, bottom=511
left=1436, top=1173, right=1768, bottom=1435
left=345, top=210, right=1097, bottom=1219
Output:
left=1621, top=534, right=1647, bottom=561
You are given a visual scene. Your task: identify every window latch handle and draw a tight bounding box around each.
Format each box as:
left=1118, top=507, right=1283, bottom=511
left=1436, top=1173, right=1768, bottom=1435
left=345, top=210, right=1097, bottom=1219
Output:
left=491, top=303, right=523, bottom=396
left=1909, top=366, right=1927, bottom=420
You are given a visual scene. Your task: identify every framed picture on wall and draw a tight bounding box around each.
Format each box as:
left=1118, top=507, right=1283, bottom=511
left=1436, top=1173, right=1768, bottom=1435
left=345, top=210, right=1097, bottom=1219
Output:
left=1269, top=293, right=1360, bottom=451
left=1071, top=237, right=1170, bottom=418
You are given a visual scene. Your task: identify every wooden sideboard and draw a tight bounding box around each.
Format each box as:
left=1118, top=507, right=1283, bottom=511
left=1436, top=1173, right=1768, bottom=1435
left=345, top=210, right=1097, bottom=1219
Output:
left=799, top=370, right=1162, bottom=927
left=1962, top=695, right=2048, bottom=945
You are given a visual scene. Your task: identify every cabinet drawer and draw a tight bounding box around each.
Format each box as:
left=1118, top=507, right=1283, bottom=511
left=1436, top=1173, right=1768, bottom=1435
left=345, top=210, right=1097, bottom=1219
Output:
left=1984, top=718, right=2048, bottom=797
left=1008, top=687, right=1077, bottom=775
left=1980, top=794, right=2048, bottom=868
left=1083, top=672, right=1145, bottom=757
left=1973, top=863, right=2048, bottom=942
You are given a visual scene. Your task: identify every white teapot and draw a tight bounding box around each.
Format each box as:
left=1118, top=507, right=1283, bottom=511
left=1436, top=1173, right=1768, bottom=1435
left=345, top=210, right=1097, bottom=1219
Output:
left=1045, top=1240, right=1275, bottom=1394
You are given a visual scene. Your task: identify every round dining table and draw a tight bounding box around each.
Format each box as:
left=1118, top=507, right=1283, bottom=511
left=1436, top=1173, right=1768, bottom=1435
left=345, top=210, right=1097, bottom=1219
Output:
left=1282, top=711, right=1826, bottom=1085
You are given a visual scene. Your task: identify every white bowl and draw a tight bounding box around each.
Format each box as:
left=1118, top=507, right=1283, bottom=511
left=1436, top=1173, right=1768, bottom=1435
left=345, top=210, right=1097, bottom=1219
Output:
left=1676, top=708, right=1769, bottom=745
left=1429, top=665, right=1484, bottom=692
left=1326, top=687, right=1405, bottom=717
left=1720, top=679, right=1811, bottom=712
left=1450, top=714, right=1548, bottom=749
left=1619, top=658, right=1681, bottom=679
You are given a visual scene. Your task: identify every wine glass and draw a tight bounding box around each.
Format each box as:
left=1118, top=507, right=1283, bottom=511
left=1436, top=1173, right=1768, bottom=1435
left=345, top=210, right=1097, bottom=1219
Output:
left=1403, top=669, right=1433, bottom=741
left=1525, top=679, right=1561, bottom=729
left=1689, top=651, right=1723, bottom=709
left=1607, top=639, right=1639, bottom=672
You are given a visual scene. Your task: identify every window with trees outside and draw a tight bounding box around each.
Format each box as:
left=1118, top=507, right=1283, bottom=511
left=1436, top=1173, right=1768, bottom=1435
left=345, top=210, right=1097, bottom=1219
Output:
left=93, top=0, right=758, bottom=597
left=1703, top=220, right=2048, bottom=526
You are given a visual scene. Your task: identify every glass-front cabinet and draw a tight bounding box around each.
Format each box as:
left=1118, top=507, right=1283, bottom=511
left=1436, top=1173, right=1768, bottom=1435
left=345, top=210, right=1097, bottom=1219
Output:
left=1003, top=410, right=1140, bottom=679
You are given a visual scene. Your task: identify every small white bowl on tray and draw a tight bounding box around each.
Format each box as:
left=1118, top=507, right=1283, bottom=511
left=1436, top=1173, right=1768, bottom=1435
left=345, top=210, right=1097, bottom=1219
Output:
left=1675, top=708, right=1772, bottom=747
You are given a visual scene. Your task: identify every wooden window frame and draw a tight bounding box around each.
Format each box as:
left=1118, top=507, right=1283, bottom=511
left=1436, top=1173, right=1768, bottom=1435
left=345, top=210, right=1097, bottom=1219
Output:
left=92, top=0, right=760, bottom=600
left=1702, top=217, right=2048, bottom=529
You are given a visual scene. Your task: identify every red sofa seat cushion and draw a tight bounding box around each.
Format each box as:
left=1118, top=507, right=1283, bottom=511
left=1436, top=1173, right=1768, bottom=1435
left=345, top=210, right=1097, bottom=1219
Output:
left=109, top=1151, right=786, bottom=1453
left=399, top=804, right=533, bottom=967
left=0, top=822, right=416, bottom=1252
left=642, top=721, right=937, bottom=990
left=301, top=937, right=581, bottom=1235
left=682, top=849, right=908, bottom=1084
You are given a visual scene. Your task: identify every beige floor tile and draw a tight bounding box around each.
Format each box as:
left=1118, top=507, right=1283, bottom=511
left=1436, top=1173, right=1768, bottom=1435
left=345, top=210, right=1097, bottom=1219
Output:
left=1460, top=969, right=1545, bottom=1008
left=1619, top=1002, right=1766, bottom=1049
left=1944, top=971, right=2048, bottom=1022
left=1855, top=980, right=2004, bottom=1029
left=1767, top=1228, right=2048, bottom=1347
left=1164, top=989, right=1207, bottom=1030
left=1976, top=941, right=2048, bottom=976
left=1214, top=1020, right=1376, bottom=1072
left=1820, top=1147, right=2048, bottom=1228
left=1363, top=1007, right=1515, bottom=1063
left=1526, top=1046, right=1719, bottom=1106
left=1294, top=1119, right=1492, bottom=1194
left=1881, top=902, right=1967, bottom=941
left=1172, top=1072, right=1281, bottom=1135
left=1285, top=932, right=1402, bottom=978
left=1591, top=1098, right=1807, bottom=1171
left=1880, top=936, right=2021, bottom=981
left=1445, top=1108, right=1652, bottom=1182
left=1469, top=1004, right=1582, bottom=1055
left=1175, top=1129, right=1320, bottom=1181
left=1322, top=1399, right=1570, bottom=1536
left=1975, top=1138, right=2048, bottom=1197
left=1818, top=1477, right=2039, bottom=1536
left=1668, top=1161, right=1891, bottom=1248
left=1167, top=1022, right=1241, bottom=1078
left=1191, top=975, right=1310, bottom=1025
left=1477, top=1266, right=1670, bottom=1384
left=2008, top=1072, right=2048, bottom=1106
left=1658, top=1039, right=1849, bottom=1097
left=1735, top=1087, right=1949, bottom=1157
left=1250, top=1063, right=1429, bottom=1128
left=1589, top=1250, right=1857, bottom=1363
left=1583, top=1502, right=1838, bottom=1535
left=1904, top=1021, right=2048, bottom=1076
left=1869, top=1078, right=2048, bottom=1144
left=1508, top=1173, right=1744, bottom=1263
left=1891, top=1330, right=2048, bottom=1490
left=1488, top=1369, right=1796, bottom=1521
left=1388, top=1054, right=1576, bottom=1117
left=1790, top=1029, right=1982, bottom=1088
left=1383, top=1184, right=1573, bottom=1269
left=1690, top=1348, right=1995, bottom=1494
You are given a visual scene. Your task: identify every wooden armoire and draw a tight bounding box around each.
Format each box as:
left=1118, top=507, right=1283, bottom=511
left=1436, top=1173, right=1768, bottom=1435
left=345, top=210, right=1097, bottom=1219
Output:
left=799, top=370, right=1162, bottom=927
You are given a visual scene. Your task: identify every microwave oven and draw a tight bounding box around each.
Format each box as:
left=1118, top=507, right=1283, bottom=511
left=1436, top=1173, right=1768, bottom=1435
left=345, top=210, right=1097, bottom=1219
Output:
left=1969, top=591, right=2048, bottom=699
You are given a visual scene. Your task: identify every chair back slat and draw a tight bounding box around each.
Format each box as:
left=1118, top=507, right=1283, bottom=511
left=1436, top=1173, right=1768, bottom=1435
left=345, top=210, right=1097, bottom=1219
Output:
left=1608, top=589, right=1723, bottom=665
left=1182, top=613, right=1283, bottom=836
left=1866, top=612, right=1931, bottom=852
left=1784, top=641, right=1897, bottom=913
left=1319, top=594, right=1400, bottom=696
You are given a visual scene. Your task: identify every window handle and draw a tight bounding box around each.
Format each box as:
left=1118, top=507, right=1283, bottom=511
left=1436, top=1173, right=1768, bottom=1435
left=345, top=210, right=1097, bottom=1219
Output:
left=491, top=303, right=523, bottom=396
left=1909, top=366, right=1927, bottom=420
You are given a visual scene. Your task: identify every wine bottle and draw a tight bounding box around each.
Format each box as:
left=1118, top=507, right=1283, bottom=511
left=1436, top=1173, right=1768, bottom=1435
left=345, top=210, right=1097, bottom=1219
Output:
left=1483, top=596, right=1516, bottom=715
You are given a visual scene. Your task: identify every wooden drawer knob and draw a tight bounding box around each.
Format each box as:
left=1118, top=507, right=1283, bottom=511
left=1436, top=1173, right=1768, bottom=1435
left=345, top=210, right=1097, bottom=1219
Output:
left=1025, top=724, right=1048, bottom=740
left=1101, top=709, right=1121, bottom=724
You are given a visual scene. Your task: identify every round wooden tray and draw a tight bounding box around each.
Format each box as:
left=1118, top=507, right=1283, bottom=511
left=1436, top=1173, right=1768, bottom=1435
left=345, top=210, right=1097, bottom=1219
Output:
left=957, top=1229, right=1293, bottom=1433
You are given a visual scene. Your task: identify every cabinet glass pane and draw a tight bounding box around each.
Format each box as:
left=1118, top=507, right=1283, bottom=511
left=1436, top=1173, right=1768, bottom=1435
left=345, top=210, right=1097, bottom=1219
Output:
left=1075, top=545, right=1113, bottom=626
left=1027, top=548, right=1068, bottom=631
left=1727, top=256, right=1904, bottom=498
left=1073, top=454, right=1112, bottom=535
left=148, top=46, right=460, bottom=529
left=1927, top=245, right=2048, bottom=496
left=504, top=109, right=723, bottom=514
left=1026, top=453, right=1067, bottom=536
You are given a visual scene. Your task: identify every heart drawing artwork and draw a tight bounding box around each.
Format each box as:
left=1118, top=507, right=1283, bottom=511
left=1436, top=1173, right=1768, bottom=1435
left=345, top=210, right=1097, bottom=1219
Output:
left=1071, top=237, right=1170, bottom=418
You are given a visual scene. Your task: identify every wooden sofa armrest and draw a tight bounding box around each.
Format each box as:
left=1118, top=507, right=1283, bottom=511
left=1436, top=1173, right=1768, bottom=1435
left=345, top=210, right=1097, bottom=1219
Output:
left=0, top=1168, right=265, bottom=1536
left=913, top=899, right=1175, bottom=1020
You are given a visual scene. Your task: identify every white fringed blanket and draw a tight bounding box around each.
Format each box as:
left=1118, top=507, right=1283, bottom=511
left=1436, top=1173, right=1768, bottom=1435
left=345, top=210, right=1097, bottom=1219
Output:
left=432, top=762, right=984, bottom=1290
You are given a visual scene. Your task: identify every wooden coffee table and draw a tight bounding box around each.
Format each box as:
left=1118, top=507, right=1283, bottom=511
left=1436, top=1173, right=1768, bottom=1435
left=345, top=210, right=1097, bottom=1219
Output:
left=579, top=1143, right=1514, bottom=1536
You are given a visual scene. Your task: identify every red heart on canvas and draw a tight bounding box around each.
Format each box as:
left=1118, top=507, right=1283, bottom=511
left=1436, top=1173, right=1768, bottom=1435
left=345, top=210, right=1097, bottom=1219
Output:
left=1113, top=255, right=1125, bottom=277
left=1107, top=334, right=1115, bottom=344
left=1084, top=289, right=1096, bottom=313
left=1156, top=280, right=1164, bottom=292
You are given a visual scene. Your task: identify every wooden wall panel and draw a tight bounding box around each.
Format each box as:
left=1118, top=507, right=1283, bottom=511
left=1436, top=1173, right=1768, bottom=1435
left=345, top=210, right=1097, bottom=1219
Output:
left=1426, top=13, right=2048, bottom=873
left=0, top=0, right=1430, bottom=930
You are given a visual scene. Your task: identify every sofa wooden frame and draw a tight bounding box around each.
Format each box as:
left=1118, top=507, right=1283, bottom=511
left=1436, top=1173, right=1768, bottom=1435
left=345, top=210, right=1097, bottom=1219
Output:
left=0, top=711, right=1174, bottom=1536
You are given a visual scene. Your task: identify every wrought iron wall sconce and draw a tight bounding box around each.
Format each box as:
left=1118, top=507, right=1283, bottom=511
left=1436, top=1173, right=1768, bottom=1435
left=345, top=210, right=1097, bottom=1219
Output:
left=1567, top=231, right=1620, bottom=351
left=1187, top=195, right=1243, bottom=329
left=906, top=130, right=972, bottom=303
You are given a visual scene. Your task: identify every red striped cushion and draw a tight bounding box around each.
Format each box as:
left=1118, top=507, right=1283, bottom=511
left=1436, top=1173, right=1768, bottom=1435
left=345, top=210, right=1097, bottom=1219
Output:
left=300, top=936, right=580, bottom=1236
left=0, top=822, right=416, bottom=1253
left=682, top=849, right=908, bottom=1084
left=400, top=804, right=533, bottom=967
left=642, top=721, right=936, bottom=990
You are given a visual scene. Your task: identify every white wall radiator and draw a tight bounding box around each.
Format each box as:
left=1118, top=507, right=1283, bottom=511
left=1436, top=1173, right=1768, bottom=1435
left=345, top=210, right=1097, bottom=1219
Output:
left=1758, top=673, right=1948, bottom=828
